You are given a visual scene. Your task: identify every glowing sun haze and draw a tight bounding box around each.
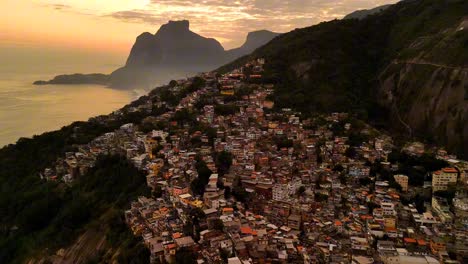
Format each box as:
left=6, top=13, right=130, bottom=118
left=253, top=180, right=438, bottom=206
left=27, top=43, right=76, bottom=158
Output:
left=1, top=0, right=399, bottom=55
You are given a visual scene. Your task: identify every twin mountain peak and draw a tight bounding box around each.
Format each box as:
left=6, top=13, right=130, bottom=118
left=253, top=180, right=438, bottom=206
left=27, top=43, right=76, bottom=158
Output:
left=34, top=20, right=279, bottom=88
left=125, top=20, right=279, bottom=69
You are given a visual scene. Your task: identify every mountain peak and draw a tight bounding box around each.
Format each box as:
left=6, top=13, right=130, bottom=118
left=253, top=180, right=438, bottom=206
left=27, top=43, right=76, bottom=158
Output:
left=344, top=4, right=392, bottom=20
left=157, top=20, right=190, bottom=33
left=247, top=30, right=276, bottom=37
left=242, top=30, right=280, bottom=50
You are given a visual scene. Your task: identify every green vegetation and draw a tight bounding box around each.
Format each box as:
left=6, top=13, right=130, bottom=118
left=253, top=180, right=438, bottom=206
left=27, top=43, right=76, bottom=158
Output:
left=0, top=83, right=181, bottom=262
left=217, top=0, right=468, bottom=158
left=212, top=219, right=225, bottom=231
left=314, top=193, right=329, bottom=202
left=0, top=154, right=150, bottom=263
left=273, top=135, right=294, bottom=149
left=214, top=104, right=240, bottom=116
left=434, top=184, right=457, bottom=205
left=215, top=151, right=233, bottom=176
left=175, top=248, right=197, bottom=264
left=388, top=151, right=448, bottom=186
left=232, top=176, right=249, bottom=204
left=190, top=157, right=214, bottom=196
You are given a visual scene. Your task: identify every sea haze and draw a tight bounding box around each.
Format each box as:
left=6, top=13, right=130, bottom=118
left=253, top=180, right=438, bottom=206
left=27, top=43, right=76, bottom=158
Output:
left=0, top=45, right=133, bottom=147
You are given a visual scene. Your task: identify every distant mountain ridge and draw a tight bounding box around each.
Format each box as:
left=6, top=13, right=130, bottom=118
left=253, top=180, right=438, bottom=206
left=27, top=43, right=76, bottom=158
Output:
left=34, top=73, right=109, bottom=85
left=34, top=20, right=280, bottom=89
left=109, top=20, right=280, bottom=88
left=344, top=4, right=392, bottom=20
left=226, top=30, right=281, bottom=59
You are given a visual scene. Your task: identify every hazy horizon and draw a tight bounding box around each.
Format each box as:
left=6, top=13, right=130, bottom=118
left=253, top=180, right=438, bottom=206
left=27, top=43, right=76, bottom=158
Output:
left=1, top=1, right=399, bottom=55
left=0, top=0, right=400, bottom=146
left=0, top=47, right=132, bottom=147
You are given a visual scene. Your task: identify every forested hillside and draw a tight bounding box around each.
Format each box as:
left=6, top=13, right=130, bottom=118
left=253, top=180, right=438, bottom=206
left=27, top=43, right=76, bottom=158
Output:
left=218, top=0, right=468, bottom=157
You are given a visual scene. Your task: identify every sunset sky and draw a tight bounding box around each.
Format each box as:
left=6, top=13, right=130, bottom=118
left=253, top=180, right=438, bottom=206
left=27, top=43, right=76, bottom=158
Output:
left=1, top=0, right=398, bottom=55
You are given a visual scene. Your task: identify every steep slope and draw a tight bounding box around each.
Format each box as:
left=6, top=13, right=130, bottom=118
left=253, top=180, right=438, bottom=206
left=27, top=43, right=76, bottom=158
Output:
left=0, top=154, right=150, bottom=264
left=378, top=15, right=468, bottom=155
left=219, top=0, right=468, bottom=157
left=343, top=4, right=392, bottom=20
left=34, top=20, right=279, bottom=90
left=124, top=20, right=225, bottom=69
left=109, top=20, right=278, bottom=89
left=226, top=30, right=281, bottom=60
left=0, top=104, right=157, bottom=263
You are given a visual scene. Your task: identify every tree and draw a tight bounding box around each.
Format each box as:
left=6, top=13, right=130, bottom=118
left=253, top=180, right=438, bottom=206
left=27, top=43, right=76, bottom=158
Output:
left=169, top=80, right=178, bottom=87
left=191, top=160, right=213, bottom=195
left=220, top=248, right=231, bottom=263
left=224, top=186, right=232, bottom=199
left=314, top=193, right=328, bottom=202
left=153, top=185, right=163, bottom=198
left=434, top=184, right=457, bottom=205
left=297, top=186, right=306, bottom=196
left=175, top=248, right=197, bottom=264
left=232, top=185, right=249, bottom=203
left=345, top=147, right=357, bottom=158
left=359, top=177, right=373, bottom=186
left=214, top=104, right=239, bottom=116
left=333, top=164, right=344, bottom=172
left=367, top=202, right=379, bottom=214
left=212, top=219, right=225, bottom=231
left=183, top=220, right=194, bottom=237
left=216, top=151, right=233, bottom=176
left=273, top=136, right=293, bottom=149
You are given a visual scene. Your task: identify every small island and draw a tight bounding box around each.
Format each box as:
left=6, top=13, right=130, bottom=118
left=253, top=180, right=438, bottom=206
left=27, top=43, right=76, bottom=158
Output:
left=33, top=73, right=110, bottom=85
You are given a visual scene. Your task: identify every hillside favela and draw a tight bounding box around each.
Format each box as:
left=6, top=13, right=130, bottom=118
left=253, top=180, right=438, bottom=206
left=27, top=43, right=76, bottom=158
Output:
left=1, top=1, right=468, bottom=264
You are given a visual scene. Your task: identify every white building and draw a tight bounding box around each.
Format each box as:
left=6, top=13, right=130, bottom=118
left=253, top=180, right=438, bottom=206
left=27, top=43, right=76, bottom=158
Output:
left=432, top=168, right=458, bottom=192
left=273, top=184, right=288, bottom=201
left=394, top=174, right=409, bottom=192
left=381, top=202, right=396, bottom=217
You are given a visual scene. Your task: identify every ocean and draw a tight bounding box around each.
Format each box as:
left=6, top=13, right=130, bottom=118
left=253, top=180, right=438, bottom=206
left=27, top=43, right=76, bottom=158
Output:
left=0, top=45, right=134, bottom=147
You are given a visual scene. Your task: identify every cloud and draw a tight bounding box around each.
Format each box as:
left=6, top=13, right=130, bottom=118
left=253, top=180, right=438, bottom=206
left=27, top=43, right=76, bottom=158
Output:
left=51, top=4, right=71, bottom=10
left=54, top=0, right=400, bottom=48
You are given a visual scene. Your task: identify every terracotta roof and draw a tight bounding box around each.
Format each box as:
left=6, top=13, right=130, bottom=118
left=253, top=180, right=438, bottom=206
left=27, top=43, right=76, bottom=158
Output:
left=166, top=243, right=176, bottom=249
left=417, top=239, right=427, bottom=246
left=240, top=227, right=254, bottom=234
left=442, top=167, right=457, bottom=173
left=404, top=238, right=417, bottom=243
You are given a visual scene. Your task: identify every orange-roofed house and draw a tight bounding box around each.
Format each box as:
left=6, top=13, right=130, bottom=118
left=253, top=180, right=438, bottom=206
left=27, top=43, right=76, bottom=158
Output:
left=222, top=207, right=234, bottom=215
left=384, top=217, right=396, bottom=229
left=404, top=237, right=417, bottom=244
left=417, top=239, right=427, bottom=247
left=335, top=220, right=344, bottom=232
left=430, top=237, right=446, bottom=254
left=240, top=226, right=254, bottom=236
left=165, top=243, right=177, bottom=255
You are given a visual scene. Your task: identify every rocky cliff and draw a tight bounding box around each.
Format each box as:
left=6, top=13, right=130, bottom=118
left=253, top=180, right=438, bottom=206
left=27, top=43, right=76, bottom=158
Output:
left=109, top=20, right=279, bottom=89
left=226, top=30, right=281, bottom=60
left=34, top=20, right=279, bottom=90
left=343, top=4, right=392, bottom=20
left=219, top=0, right=468, bottom=158
left=34, top=73, right=109, bottom=85
left=379, top=61, right=467, bottom=156
left=124, top=20, right=225, bottom=69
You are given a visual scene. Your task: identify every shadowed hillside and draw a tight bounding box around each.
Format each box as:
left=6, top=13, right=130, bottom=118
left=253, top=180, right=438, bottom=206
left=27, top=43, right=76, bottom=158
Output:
left=218, top=0, right=468, bottom=158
